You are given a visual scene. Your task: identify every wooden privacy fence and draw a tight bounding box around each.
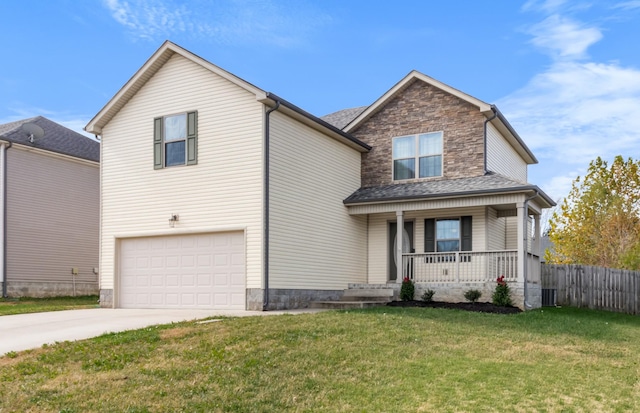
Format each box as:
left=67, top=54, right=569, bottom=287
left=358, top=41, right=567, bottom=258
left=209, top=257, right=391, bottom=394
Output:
left=541, top=264, right=640, bottom=314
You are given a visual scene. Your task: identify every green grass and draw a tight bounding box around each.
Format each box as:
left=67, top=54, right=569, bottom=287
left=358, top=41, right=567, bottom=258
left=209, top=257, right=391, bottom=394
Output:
left=0, top=295, right=99, bottom=316
left=1, top=306, right=639, bottom=412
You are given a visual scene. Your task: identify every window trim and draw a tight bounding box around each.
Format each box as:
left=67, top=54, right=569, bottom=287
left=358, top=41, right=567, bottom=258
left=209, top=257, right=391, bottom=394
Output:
left=424, top=216, right=473, bottom=263
left=392, top=131, right=443, bottom=181
left=154, top=111, right=198, bottom=169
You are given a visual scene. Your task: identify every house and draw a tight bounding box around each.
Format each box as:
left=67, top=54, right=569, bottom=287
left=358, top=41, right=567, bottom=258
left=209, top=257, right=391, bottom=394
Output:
left=85, top=41, right=554, bottom=311
left=0, top=116, right=99, bottom=297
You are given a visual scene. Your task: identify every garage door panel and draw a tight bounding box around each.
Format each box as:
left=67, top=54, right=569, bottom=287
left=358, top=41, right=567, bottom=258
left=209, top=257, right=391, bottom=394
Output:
left=119, top=232, right=245, bottom=309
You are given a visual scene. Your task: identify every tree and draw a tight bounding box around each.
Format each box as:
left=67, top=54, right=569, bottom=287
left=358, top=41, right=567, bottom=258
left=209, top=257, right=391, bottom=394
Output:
left=545, top=156, right=640, bottom=270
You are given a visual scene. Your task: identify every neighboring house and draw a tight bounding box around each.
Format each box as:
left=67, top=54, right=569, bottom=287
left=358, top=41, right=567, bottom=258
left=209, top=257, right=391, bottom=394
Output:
left=0, top=117, right=100, bottom=297
left=85, top=41, right=554, bottom=311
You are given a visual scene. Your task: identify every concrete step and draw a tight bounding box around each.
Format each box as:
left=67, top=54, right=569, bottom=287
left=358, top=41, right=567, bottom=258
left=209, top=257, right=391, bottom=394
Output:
left=310, top=301, right=386, bottom=310
left=341, top=288, right=394, bottom=302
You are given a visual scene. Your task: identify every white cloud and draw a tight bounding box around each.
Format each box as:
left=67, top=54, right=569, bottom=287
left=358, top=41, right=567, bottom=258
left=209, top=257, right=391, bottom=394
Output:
left=498, top=4, right=640, bottom=200
left=528, top=15, right=602, bottom=59
left=522, top=0, right=570, bottom=13
left=101, top=0, right=331, bottom=47
left=613, top=1, right=640, bottom=10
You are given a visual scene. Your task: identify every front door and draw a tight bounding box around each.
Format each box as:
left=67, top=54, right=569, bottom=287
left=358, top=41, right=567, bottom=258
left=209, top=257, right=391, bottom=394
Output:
left=388, top=221, right=414, bottom=282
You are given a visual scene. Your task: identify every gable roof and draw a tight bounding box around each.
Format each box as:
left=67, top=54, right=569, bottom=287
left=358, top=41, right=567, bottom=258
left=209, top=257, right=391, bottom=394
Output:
left=343, top=173, right=555, bottom=208
left=340, top=70, right=537, bottom=164
left=85, top=41, right=370, bottom=152
left=0, top=117, right=99, bottom=162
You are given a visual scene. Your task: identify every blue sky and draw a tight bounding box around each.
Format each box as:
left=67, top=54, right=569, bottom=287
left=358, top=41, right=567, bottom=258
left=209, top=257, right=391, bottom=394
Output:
left=1, top=0, right=639, bottom=201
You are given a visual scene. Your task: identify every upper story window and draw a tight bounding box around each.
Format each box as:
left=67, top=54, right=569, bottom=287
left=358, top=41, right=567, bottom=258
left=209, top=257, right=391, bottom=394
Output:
left=392, top=132, right=442, bottom=180
left=154, top=111, right=198, bottom=169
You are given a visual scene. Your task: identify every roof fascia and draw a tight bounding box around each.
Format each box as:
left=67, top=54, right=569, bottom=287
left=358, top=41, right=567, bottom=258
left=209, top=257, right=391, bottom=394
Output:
left=258, top=93, right=371, bottom=152
left=344, top=185, right=556, bottom=208
left=489, top=105, right=538, bottom=164
left=85, top=41, right=266, bottom=135
left=343, top=70, right=493, bottom=132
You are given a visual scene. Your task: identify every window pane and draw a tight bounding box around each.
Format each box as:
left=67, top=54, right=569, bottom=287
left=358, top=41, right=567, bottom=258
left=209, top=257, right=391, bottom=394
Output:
left=393, top=136, right=415, bottom=159
left=437, top=240, right=460, bottom=252
left=164, top=114, right=186, bottom=142
left=419, top=155, right=442, bottom=177
left=437, top=219, right=459, bottom=239
left=165, top=141, right=185, bottom=166
left=394, top=159, right=415, bottom=180
left=419, top=132, right=442, bottom=156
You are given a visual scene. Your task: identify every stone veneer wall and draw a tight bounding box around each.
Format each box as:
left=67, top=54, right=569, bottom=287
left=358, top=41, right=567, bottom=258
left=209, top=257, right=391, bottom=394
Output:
left=348, top=282, right=541, bottom=310
left=351, top=79, right=486, bottom=187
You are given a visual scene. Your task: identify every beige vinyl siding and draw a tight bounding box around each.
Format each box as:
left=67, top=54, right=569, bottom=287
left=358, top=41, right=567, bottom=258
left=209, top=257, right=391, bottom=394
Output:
left=268, top=111, right=366, bottom=290
left=486, top=207, right=507, bottom=250
left=100, top=54, right=264, bottom=292
left=486, top=123, right=527, bottom=183
left=367, top=207, right=485, bottom=284
left=6, top=147, right=99, bottom=283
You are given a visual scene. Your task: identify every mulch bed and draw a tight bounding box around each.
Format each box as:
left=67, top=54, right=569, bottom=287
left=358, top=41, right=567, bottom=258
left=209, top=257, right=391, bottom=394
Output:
left=387, top=300, right=522, bottom=314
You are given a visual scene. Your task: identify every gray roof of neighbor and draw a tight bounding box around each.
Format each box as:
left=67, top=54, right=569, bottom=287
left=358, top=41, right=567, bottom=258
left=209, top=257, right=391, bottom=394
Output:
left=0, top=116, right=99, bottom=162
left=344, top=173, right=554, bottom=205
left=321, top=106, right=368, bottom=130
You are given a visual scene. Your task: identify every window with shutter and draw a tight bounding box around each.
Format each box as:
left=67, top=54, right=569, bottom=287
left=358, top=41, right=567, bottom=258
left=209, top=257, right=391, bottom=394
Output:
left=424, top=216, right=472, bottom=262
left=154, top=111, right=198, bottom=168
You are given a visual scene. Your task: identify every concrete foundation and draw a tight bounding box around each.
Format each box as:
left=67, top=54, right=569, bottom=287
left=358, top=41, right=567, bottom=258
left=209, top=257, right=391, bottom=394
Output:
left=247, top=288, right=343, bottom=311
left=100, top=289, right=114, bottom=308
left=2, top=281, right=98, bottom=298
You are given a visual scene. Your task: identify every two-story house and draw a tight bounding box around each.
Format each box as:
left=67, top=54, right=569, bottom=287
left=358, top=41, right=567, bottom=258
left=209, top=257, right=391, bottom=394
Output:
left=85, top=41, right=553, bottom=311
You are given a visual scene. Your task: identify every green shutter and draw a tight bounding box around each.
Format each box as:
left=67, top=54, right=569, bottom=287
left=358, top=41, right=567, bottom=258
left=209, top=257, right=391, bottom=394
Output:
left=424, top=219, right=435, bottom=252
left=461, top=216, right=472, bottom=251
left=154, top=117, right=163, bottom=169
left=186, top=111, right=198, bottom=165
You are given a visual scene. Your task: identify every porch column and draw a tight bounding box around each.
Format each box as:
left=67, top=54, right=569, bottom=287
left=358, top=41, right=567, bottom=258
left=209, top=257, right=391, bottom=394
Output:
left=516, top=203, right=526, bottom=284
left=396, top=210, right=404, bottom=283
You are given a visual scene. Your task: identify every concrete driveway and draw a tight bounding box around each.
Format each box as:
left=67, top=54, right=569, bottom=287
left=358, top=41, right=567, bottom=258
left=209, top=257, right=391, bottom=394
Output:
left=0, top=308, right=322, bottom=355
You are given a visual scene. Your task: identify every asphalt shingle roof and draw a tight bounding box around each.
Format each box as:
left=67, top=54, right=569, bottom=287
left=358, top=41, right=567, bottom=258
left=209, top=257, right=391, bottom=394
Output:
left=344, top=173, right=545, bottom=204
left=0, top=116, right=99, bottom=162
left=321, top=106, right=367, bottom=130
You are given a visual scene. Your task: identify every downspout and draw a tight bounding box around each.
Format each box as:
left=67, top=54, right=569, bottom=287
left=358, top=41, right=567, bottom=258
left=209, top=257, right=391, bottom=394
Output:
left=523, top=190, right=539, bottom=308
left=1, top=141, right=11, bottom=298
left=483, top=107, right=498, bottom=175
left=263, top=100, right=280, bottom=311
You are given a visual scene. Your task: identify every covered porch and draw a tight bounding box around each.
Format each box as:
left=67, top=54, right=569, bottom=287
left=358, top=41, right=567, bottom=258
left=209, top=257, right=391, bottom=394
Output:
left=344, top=176, right=554, bottom=309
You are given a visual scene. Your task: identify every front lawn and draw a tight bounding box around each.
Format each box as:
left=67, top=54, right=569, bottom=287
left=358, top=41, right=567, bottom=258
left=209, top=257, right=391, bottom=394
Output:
left=0, top=295, right=99, bottom=316
left=1, top=306, right=638, bottom=412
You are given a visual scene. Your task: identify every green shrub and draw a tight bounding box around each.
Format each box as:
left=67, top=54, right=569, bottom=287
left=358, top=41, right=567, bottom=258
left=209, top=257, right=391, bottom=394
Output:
left=421, top=289, right=435, bottom=302
left=463, top=289, right=482, bottom=303
left=492, top=275, right=513, bottom=307
left=400, top=277, right=415, bottom=301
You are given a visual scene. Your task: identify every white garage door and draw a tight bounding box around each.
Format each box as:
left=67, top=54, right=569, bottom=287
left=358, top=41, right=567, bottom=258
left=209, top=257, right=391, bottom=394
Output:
left=119, top=232, right=245, bottom=309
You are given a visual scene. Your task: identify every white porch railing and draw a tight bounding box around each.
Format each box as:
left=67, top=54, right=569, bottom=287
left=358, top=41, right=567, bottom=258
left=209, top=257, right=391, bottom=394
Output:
left=402, top=250, right=519, bottom=283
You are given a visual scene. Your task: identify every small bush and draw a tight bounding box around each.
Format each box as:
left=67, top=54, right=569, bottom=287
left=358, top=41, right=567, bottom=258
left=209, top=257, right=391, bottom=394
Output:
left=492, top=275, right=513, bottom=307
left=464, top=289, right=482, bottom=303
left=400, top=277, right=415, bottom=301
left=421, top=289, right=435, bottom=302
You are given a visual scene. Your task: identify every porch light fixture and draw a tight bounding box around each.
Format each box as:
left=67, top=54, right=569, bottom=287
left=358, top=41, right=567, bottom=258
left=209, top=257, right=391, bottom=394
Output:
left=169, top=214, right=179, bottom=227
